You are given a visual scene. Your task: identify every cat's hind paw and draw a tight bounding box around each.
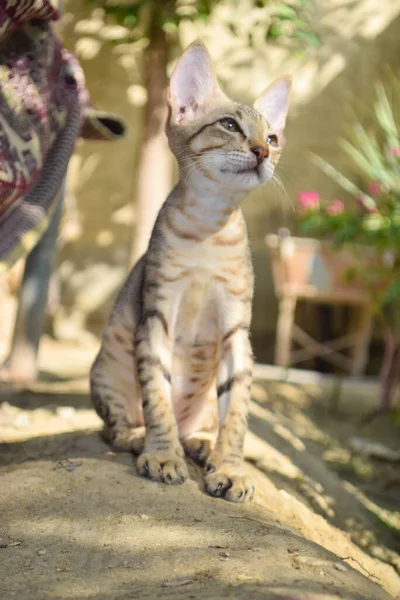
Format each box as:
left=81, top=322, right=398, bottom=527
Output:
left=136, top=452, right=188, bottom=484
left=205, top=468, right=254, bottom=503
left=182, top=432, right=215, bottom=466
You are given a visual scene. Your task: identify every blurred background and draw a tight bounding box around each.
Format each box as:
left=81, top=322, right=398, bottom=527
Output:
left=1, top=4, right=400, bottom=587
left=2, top=0, right=400, bottom=370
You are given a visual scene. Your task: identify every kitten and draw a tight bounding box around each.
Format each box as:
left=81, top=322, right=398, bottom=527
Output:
left=90, top=40, right=290, bottom=502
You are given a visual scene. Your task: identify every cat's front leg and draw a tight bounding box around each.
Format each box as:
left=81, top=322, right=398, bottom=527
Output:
left=205, top=324, right=254, bottom=502
left=135, top=313, right=188, bottom=485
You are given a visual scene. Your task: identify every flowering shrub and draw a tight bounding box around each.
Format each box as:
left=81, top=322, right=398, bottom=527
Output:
left=296, top=184, right=400, bottom=254
left=296, top=78, right=400, bottom=412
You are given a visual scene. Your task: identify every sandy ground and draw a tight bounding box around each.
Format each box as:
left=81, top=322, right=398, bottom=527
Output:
left=0, top=338, right=399, bottom=600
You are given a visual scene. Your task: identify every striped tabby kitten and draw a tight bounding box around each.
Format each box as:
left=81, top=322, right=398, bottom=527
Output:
left=90, top=40, right=290, bottom=502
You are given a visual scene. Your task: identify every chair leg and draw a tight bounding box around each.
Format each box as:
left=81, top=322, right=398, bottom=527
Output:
left=275, top=295, right=297, bottom=368
left=7, top=183, right=65, bottom=380
left=350, top=305, right=373, bottom=377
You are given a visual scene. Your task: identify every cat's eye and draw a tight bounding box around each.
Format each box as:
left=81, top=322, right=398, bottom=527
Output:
left=219, top=118, right=241, bottom=133
left=267, top=134, right=279, bottom=147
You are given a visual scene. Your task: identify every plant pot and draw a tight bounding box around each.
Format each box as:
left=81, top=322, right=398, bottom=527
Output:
left=265, top=233, right=374, bottom=305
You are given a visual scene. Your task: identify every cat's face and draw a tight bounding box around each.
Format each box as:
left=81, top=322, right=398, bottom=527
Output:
left=166, top=41, right=291, bottom=195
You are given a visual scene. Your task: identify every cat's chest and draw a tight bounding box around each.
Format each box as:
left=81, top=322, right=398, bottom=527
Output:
left=178, top=268, right=215, bottom=318
left=174, top=268, right=217, bottom=344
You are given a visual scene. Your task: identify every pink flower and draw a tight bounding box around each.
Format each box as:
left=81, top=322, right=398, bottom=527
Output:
left=368, top=181, right=381, bottom=196
left=326, top=199, right=345, bottom=216
left=297, top=191, right=320, bottom=213
left=390, top=146, right=400, bottom=157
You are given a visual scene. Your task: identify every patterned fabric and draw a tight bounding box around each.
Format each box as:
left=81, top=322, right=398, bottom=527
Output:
left=0, top=22, right=89, bottom=219
left=0, top=2, right=127, bottom=268
left=0, top=0, right=59, bottom=43
left=0, top=100, right=82, bottom=272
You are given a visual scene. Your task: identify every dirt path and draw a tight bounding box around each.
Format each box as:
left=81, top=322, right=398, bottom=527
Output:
left=0, top=340, right=399, bottom=599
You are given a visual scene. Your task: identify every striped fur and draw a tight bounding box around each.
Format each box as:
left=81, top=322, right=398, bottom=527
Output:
left=90, top=40, right=290, bottom=502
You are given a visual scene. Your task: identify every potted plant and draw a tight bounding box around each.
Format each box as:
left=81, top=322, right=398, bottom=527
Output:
left=265, top=216, right=376, bottom=379
left=294, top=79, right=400, bottom=416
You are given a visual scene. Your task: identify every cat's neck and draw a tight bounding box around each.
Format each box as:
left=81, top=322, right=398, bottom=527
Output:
left=171, top=171, right=247, bottom=235
left=179, top=171, right=246, bottom=204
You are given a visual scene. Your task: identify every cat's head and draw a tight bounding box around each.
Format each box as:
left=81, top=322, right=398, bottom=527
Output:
left=166, top=40, right=291, bottom=194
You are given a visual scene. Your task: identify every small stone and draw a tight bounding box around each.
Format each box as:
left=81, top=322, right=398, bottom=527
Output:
left=279, top=489, right=291, bottom=499
left=8, top=541, right=21, bottom=547
left=237, top=574, right=263, bottom=583
left=56, top=406, right=76, bottom=419
left=12, top=413, right=30, bottom=429
left=38, top=550, right=47, bottom=556
left=334, top=563, right=348, bottom=572
left=249, top=547, right=262, bottom=552
left=140, top=514, right=150, bottom=520
left=194, top=517, right=202, bottom=522
left=320, top=570, right=325, bottom=576
left=162, top=577, right=195, bottom=587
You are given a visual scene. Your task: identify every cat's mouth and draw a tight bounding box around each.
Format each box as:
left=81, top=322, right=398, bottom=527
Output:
left=238, top=167, right=259, bottom=175
left=221, top=167, right=260, bottom=177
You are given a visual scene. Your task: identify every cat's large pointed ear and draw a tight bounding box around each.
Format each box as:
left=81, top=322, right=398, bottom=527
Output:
left=167, top=40, right=223, bottom=123
left=254, top=76, right=291, bottom=131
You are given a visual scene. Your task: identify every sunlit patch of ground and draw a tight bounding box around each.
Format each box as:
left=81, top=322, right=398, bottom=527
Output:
left=0, top=338, right=399, bottom=599
left=249, top=374, right=400, bottom=576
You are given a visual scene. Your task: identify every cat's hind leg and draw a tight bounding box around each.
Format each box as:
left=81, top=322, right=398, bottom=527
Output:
left=90, top=345, right=145, bottom=453
left=102, top=422, right=145, bottom=454
left=90, top=309, right=145, bottom=454
left=90, top=257, right=146, bottom=453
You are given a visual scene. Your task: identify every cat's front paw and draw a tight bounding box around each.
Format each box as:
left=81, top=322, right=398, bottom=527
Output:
left=136, top=452, right=188, bottom=484
left=204, top=468, right=255, bottom=503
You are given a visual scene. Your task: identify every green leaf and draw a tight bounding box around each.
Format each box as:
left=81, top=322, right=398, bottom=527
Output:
left=375, top=82, right=399, bottom=144
left=381, top=279, right=400, bottom=307
left=310, top=153, right=364, bottom=196
left=362, top=214, right=389, bottom=232
left=268, top=23, right=283, bottom=38
left=276, top=4, right=298, bottom=20
left=123, top=14, right=137, bottom=28
left=162, top=20, right=178, bottom=34
left=294, top=29, right=320, bottom=46
left=342, top=266, right=359, bottom=283
left=340, top=139, right=378, bottom=180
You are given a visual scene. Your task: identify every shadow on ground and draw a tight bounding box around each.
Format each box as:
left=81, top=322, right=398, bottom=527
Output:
left=0, top=379, right=399, bottom=599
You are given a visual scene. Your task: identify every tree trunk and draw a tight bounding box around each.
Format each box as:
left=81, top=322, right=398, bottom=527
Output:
left=130, top=25, right=170, bottom=265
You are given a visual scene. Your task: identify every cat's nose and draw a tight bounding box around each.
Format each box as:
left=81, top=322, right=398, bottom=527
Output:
left=251, top=145, right=269, bottom=165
